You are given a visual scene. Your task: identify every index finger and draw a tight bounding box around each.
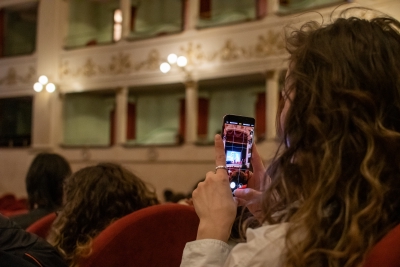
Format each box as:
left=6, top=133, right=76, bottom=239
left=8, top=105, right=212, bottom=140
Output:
left=214, top=134, right=226, bottom=171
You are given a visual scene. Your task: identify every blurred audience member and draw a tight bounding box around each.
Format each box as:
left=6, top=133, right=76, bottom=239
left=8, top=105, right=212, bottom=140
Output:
left=163, top=188, right=187, bottom=204
left=0, top=214, right=67, bottom=267
left=10, top=153, right=71, bottom=229
left=48, top=162, right=159, bottom=267
left=163, top=189, right=175, bottom=202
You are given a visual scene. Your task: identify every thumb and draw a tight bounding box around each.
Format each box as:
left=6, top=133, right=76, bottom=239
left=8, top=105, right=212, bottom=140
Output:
left=233, top=188, right=261, bottom=201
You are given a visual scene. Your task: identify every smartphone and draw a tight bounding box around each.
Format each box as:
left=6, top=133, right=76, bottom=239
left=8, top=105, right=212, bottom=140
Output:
left=221, top=114, right=255, bottom=192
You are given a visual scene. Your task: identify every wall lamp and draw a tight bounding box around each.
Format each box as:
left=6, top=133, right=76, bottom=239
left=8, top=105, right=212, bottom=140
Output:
left=160, top=54, right=188, bottom=74
left=33, top=75, right=56, bottom=93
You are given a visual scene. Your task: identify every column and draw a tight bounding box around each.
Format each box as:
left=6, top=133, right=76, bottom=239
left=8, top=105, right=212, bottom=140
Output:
left=120, top=0, right=131, bottom=39
left=32, top=91, right=52, bottom=148
left=266, top=70, right=280, bottom=140
left=267, top=0, right=278, bottom=15
left=115, top=87, right=128, bottom=145
left=32, top=0, right=66, bottom=148
left=184, top=0, right=199, bottom=31
left=185, top=81, right=198, bottom=143
left=49, top=92, right=64, bottom=147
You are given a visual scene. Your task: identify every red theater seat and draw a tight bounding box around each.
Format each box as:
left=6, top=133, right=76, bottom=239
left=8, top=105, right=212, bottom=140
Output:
left=0, top=194, right=28, bottom=217
left=26, top=212, right=57, bottom=239
left=78, top=204, right=199, bottom=267
left=362, top=223, right=400, bottom=267
left=0, top=193, right=17, bottom=209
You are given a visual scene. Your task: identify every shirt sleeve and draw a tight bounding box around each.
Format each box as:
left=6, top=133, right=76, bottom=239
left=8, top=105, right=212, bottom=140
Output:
left=180, top=223, right=289, bottom=267
left=223, top=223, right=288, bottom=267
left=180, top=239, right=232, bottom=267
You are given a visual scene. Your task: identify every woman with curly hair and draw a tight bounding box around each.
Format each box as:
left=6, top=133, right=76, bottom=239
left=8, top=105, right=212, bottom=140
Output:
left=181, top=8, right=400, bottom=267
left=48, top=162, right=159, bottom=267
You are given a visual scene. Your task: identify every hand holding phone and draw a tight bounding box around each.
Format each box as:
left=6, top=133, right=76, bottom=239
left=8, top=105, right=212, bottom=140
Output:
left=193, top=134, right=238, bottom=242
left=221, top=114, right=255, bottom=192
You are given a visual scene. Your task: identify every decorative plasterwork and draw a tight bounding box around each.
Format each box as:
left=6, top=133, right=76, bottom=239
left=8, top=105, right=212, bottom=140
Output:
left=210, top=39, right=247, bottom=61
left=59, top=30, right=286, bottom=79
left=254, top=30, right=286, bottom=57
left=104, top=53, right=133, bottom=74
left=134, top=50, right=162, bottom=72
left=179, top=42, right=207, bottom=66
left=60, top=50, right=162, bottom=79
left=0, top=66, right=36, bottom=85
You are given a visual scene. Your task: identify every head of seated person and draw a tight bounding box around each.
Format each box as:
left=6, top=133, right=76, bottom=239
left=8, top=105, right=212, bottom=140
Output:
left=48, top=162, right=159, bottom=267
left=26, top=153, right=72, bottom=211
left=9, top=153, right=72, bottom=229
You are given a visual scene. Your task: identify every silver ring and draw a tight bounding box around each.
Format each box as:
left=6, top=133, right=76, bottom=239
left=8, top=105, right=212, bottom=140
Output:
left=215, top=165, right=227, bottom=171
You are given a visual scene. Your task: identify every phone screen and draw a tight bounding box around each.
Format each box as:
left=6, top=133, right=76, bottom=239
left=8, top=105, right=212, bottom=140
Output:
left=222, top=114, right=255, bottom=192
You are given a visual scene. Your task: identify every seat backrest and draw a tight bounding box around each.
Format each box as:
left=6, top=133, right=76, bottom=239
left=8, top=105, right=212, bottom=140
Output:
left=0, top=193, right=17, bottom=210
left=26, top=212, right=57, bottom=239
left=78, top=203, right=199, bottom=267
left=362, top=223, right=400, bottom=267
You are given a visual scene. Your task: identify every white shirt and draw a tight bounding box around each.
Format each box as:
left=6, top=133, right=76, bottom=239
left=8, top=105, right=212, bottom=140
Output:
left=180, top=223, right=289, bottom=267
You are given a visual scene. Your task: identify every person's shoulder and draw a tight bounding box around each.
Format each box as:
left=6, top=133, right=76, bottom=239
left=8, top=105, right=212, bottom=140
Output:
left=10, top=209, right=52, bottom=229
left=0, top=214, right=68, bottom=267
left=247, top=222, right=290, bottom=241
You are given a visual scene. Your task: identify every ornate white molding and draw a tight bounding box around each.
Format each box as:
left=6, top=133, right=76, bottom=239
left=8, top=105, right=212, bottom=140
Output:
left=59, top=29, right=286, bottom=81
left=0, top=66, right=36, bottom=86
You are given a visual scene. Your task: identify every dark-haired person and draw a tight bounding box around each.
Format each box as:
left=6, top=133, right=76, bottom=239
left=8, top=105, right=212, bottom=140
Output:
left=181, top=8, right=400, bottom=267
left=48, top=162, right=160, bottom=267
left=10, top=153, right=71, bottom=229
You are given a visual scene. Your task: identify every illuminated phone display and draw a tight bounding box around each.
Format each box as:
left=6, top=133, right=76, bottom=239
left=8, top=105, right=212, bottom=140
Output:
left=222, top=114, right=255, bottom=192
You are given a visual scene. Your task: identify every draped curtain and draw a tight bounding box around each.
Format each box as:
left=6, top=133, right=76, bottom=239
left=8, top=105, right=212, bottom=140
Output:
left=278, top=0, right=343, bottom=14
left=198, top=0, right=256, bottom=28
left=130, top=0, right=183, bottom=39
left=66, top=0, right=119, bottom=48
left=135, top=93, right=180, bottom=144
left=2, top=5, right=37, bottom=56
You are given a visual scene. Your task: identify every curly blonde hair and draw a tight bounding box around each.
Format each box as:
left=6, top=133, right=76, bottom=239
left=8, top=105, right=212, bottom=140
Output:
left=263, top=8, right=400, bottom=267
left=48, top=163, right=159, bottom=267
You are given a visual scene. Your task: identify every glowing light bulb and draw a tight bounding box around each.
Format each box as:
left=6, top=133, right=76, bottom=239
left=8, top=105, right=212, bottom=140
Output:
left=38, top=75, right=48, bottom=85
left=177, top=56, right=187, bottom=67
left=33, top=82, right=43, bottom=92
left=46, top=83, right=56, bottom=93
left=167, top=54, right=177, bottom=64
left=160, top=62, right=171, bottom=73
